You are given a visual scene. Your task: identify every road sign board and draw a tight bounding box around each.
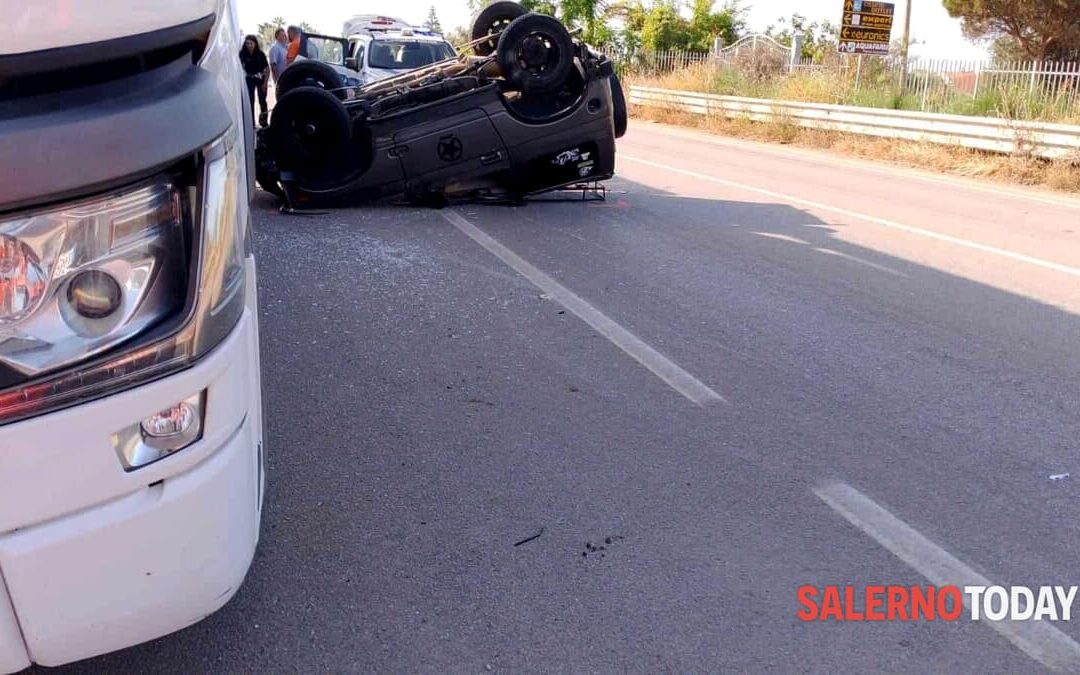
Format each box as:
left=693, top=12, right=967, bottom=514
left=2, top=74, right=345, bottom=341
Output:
left=837, top=41, right=889, bottom=55
left=844, top=0, right=894, bottom=16
left=838, top=0, right=894, bottom=55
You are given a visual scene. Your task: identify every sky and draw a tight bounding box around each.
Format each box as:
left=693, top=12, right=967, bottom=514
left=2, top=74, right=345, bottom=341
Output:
left=237, top=0, right=989, bottom=60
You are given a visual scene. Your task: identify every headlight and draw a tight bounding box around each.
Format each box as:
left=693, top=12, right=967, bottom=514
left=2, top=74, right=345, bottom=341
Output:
left=0, top=182, right=187, bottom=376
left=0, top=2, right=250, bottom=426
left=0, top=133, right=247, bottom=425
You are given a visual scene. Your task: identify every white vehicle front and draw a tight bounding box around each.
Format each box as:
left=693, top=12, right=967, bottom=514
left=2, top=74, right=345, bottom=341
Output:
left=0, top=0, right=264, bottom=671
left=342, top=16, right=455, bottom=84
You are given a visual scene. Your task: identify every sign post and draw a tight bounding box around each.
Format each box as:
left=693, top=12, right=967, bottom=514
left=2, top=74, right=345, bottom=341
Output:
left=898, top=0, right=912, bottom=94
left=837, top=0, right=895, bottom=56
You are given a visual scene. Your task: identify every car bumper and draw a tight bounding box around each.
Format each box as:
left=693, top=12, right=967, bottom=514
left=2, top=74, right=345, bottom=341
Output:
left=0, top=260, right=264, bottom=671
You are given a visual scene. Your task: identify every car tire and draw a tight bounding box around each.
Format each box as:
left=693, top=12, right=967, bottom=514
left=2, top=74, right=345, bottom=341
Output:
left=610, top=73, right=627, bottom=138
left=276, top=60, right=343, bottom=98
left=471, top=1, right=528, bottom=57
left=254, top=129, right=284, bottom=198
left=270, top=86, right=353, bottom=179
left=497, top=13, right=575, bottom=95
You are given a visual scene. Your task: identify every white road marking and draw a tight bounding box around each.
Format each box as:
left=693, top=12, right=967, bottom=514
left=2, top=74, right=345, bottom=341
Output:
left=751, top=232, right=811, bottom=245
left=751, top=232, right=907, bottom=277
left=629, top=122, right=1080, bottom=210
left=441, top=210, right=725, bottom=406
left=814, top=247, right=907, bottom=277
left=814, top=481, right=1080, bottom=672
left=621, top=154, right=1080, bottom=279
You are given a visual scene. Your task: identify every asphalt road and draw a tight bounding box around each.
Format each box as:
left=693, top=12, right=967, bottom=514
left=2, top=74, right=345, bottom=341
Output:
left=58, top=121, right=1080, bottom=672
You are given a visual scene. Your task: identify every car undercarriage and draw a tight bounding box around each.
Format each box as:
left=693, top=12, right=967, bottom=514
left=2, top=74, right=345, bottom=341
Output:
left=255, top=2, right=627, bottom=208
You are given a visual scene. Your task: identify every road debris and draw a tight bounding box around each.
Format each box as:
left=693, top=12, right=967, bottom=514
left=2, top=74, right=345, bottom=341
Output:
left=514, top=528, right=545, bottom=547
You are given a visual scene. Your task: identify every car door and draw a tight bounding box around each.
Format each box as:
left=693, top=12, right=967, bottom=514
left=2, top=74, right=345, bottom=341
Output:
left=392, top=105, right=509, bottom=192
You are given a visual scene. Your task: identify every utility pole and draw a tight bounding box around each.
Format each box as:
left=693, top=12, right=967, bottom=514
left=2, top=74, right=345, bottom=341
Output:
left=898, top=0, right=912, bottom=95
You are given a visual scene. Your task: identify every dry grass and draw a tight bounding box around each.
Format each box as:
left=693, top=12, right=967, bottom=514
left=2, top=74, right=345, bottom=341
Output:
left=623, top=65, right=1080, bottom=124
left=630, top=104, right=1080, bottom=195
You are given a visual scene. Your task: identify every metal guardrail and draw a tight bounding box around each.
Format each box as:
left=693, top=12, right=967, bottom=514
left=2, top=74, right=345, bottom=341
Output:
left=629, top=86, right=1080, bottom=160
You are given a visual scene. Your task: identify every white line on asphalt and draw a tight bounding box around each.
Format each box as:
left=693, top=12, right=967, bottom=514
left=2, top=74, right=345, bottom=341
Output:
left=621, top=154, right=1080, bottom=279
left=752, top=231, right=907, bottom=275
left=814, top=481, right=1080, bottom=672
left=630, top=122, right=1080, bottom=210
left=441, top=210, right=725, bottom=406
left=751, top=232, right=811, bottom=245
left=813, top=247, right=907, bottom=277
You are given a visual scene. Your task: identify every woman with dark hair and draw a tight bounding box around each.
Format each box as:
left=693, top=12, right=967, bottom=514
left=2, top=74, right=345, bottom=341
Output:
left=239, top=34, right=270, bottom=127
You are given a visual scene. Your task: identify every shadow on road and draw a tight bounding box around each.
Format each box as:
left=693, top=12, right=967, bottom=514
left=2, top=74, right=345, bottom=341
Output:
left=50, top=176, right=1080, bottom=673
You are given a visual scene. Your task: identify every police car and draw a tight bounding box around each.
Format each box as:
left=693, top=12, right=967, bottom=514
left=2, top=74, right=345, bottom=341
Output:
left=279, top=17, right=456, bottom=100
left=344, top=15, right=456, bottom=84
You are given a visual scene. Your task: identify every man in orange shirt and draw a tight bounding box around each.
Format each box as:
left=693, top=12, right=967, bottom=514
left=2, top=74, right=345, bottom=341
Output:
left=286, top=25, right=301, bottom=65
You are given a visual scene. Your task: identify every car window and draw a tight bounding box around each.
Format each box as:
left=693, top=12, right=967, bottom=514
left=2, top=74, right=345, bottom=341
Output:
left=366, top=41, right=454, bottom=69
left=305, top=36, right=344, bottom=65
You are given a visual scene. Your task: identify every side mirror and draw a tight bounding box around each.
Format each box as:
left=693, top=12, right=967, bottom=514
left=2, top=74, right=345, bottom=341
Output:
left=345, top=57, right=359, bottom=71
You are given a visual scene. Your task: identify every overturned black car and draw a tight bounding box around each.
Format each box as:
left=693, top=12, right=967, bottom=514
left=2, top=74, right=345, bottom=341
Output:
left=255, top=2, right=626, bottom=206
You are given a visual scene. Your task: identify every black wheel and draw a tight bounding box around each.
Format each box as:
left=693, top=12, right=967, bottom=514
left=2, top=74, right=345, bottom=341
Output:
left=276, top=60, right=343, bottom=98
left=610, top=73, right=627, bottom=138
left=497, top=14, right=574, bottom=95
left=269, top=86, right=354, bottom=188
left=471, top=1, right=527, bottom=57
left=254, top=128, right=284, bottom=197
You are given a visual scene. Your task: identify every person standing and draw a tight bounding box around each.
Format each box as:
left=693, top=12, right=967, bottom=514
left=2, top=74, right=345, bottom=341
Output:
left=268, top=27, right=288, bottom=84
left=239, top=34, right=270, bottom=127
left=286, top=25, right=302, bottom=66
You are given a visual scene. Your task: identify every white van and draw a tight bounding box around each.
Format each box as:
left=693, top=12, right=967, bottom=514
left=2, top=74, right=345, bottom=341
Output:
left=0, top=0, right=264, bottom=670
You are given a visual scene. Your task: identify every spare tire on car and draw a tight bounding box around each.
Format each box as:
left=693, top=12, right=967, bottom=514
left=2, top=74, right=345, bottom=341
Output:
left=470, top=1, right=528, bottom=56
left=496, top=13, right=575, bottom=95
left=276, top=60, right=344, bottom=99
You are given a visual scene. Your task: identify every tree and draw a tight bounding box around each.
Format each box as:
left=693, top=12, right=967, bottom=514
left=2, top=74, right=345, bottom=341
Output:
left=765, top=13, right=839, bottom=59
left=445, top=25, right=470, bottom=49
left=557, top=0, right=617, bottom=46
left=990, top=36, right=1029, bottom=61
left=521, top=0, right=559, bottom=15
left=299, top=21, right=320, bottom=35
left=424, top=6, right=443, bottom=34
left=256, top=16, right=287, bottom=48
left=942, top=0, right=1080, bottom=61
left=687, top=0, right=744, bottom=52
left=610, top=0, right=648, bottom=52
left=255, top=22, right=275, bottom=48
left=641, top=1, right=689, bottom=51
